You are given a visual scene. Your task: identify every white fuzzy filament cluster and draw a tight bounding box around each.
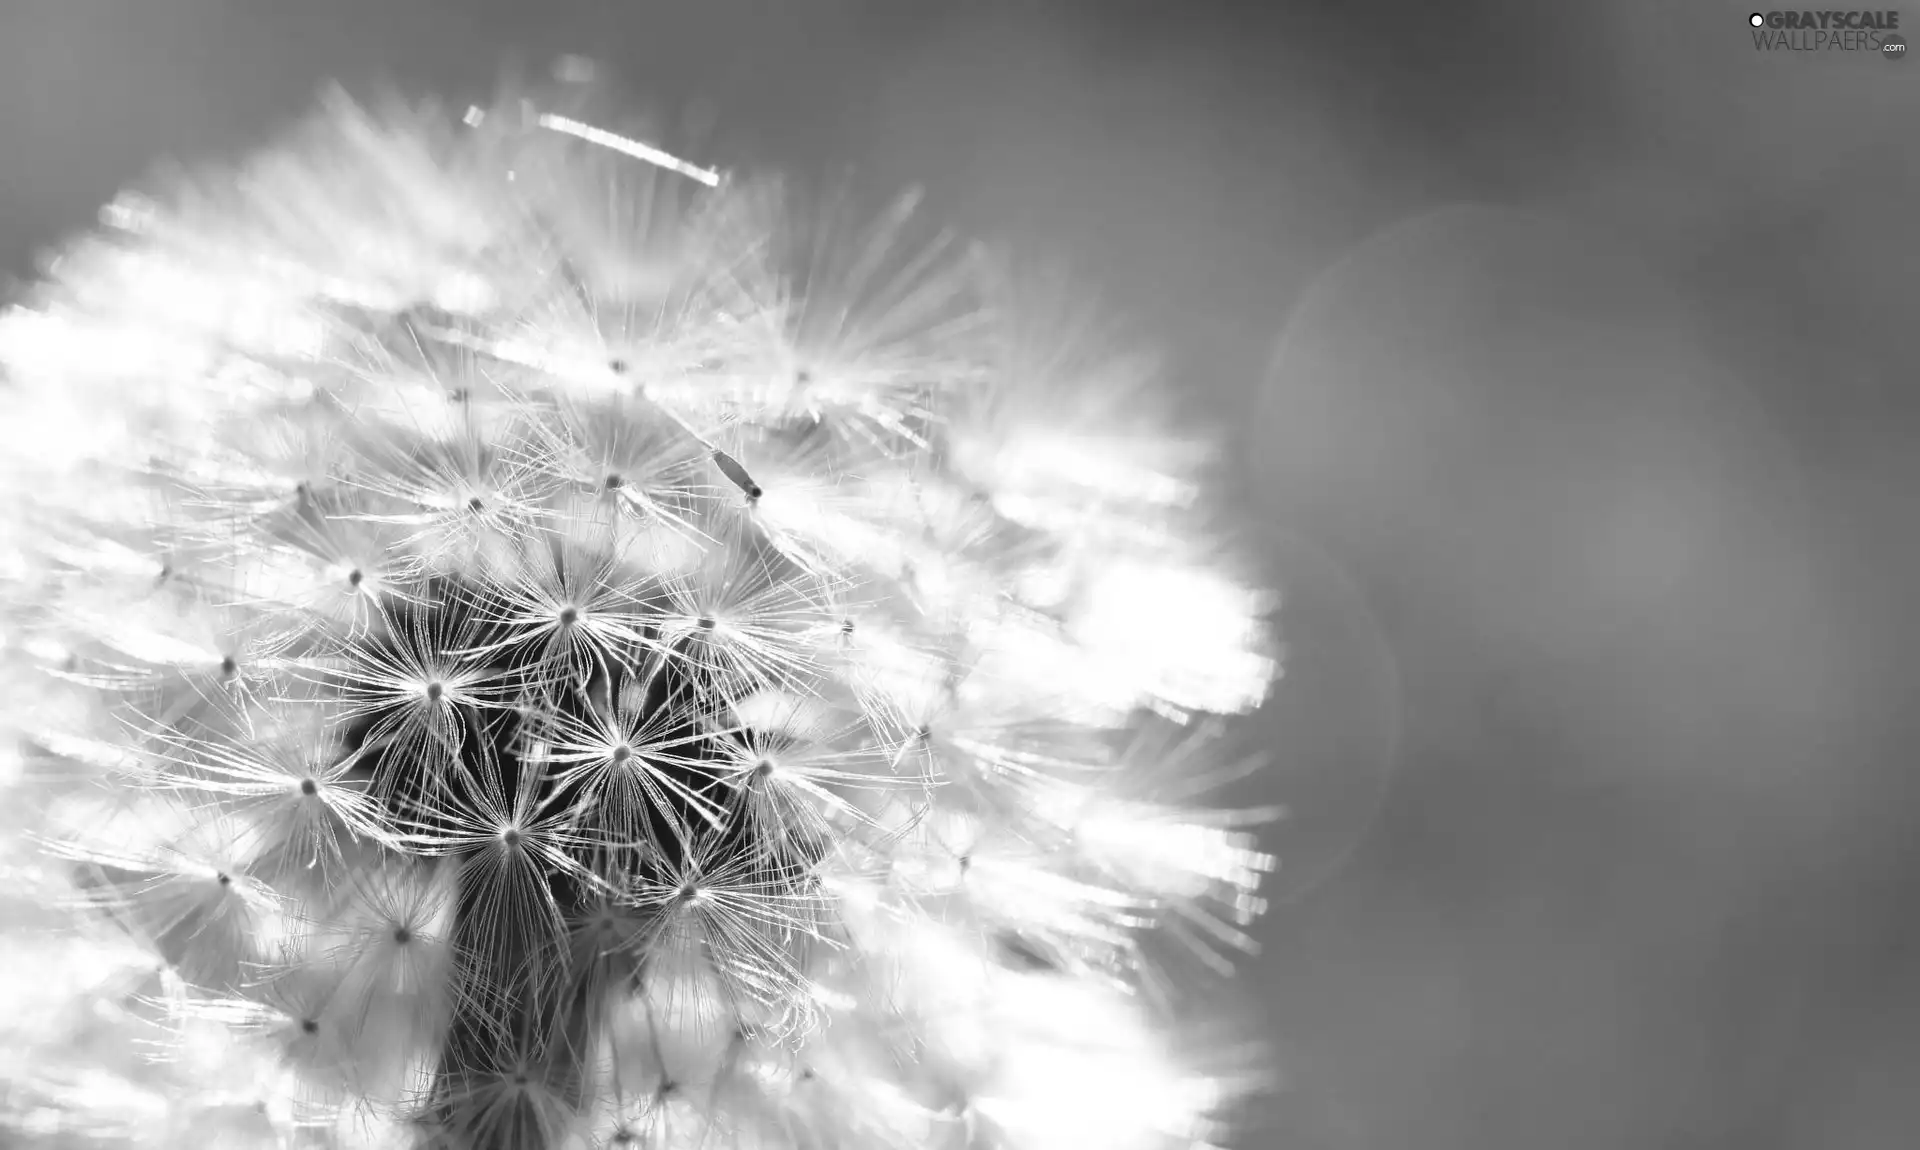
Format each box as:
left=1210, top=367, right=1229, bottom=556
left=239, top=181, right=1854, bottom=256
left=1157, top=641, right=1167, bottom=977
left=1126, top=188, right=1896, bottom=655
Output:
left=0, top=79, right=1278, bottom=1150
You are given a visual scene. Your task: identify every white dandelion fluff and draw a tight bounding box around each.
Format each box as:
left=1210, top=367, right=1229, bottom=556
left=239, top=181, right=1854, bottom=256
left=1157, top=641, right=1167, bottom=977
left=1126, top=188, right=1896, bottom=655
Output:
left=0, top=62, right=1281, bottom=1150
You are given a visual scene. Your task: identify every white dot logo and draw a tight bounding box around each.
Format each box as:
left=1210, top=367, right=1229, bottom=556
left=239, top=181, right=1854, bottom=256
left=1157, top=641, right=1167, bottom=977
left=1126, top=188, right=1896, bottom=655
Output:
left=1749, top=12, right=1766, bottom=27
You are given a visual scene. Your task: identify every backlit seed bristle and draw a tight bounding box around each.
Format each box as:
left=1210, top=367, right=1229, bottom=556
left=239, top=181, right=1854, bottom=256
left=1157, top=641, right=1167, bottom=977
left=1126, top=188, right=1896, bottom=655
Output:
left=0, top=64, right=1282, bottom=1150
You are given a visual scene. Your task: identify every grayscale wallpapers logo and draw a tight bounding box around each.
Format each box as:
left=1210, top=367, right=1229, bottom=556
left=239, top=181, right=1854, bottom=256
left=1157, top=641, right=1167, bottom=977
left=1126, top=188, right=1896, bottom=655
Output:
left=1749, top=10, right=1906, bottom=57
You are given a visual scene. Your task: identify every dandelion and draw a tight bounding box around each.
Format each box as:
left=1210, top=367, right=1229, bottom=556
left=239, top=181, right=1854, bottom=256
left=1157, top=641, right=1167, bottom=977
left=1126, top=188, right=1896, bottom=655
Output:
left=0, top=61, right=1280, bottom=1150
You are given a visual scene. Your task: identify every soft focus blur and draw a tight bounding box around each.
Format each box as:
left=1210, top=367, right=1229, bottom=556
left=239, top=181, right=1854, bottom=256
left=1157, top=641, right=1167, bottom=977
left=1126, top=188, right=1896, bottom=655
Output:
left=3, top=2, right=1915, bottom=1148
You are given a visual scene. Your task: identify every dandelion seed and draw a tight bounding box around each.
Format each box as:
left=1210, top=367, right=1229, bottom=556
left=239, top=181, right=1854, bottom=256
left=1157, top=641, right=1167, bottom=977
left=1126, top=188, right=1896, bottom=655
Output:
left=391, top=753, right=594, bottom=961
left=54, top=587, right=316, bottom=735
left=141, top=705, right=391, bottom=891
left=627, top=832, right=832, bottom=1037
left=339, top=416, right=556, bottom=578
left=312, top=592, right=510, bottom=805
left=229, top=505, right=418, bottom=632
left=41, top=802, right=296, bottom=993
left=315, top=861, right=465, bottom=1104
left=646, top=528, right=834, bottom=702
left=528, top=393, right=714, bottom=548
left=706, top=698, right=910, bottom=868
left=540, top=668, right=728, bottom=857
left=455, top=536, right=661, bottom=690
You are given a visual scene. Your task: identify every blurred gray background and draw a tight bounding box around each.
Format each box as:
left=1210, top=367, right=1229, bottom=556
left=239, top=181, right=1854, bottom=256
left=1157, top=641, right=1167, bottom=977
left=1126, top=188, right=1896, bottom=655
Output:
left=3, top=2, right=1917, bottom=1147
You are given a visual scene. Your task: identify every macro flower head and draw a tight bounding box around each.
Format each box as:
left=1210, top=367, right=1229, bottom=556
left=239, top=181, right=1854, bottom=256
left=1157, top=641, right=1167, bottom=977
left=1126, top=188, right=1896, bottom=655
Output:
left=0, top=61, right=1281, bottom=1150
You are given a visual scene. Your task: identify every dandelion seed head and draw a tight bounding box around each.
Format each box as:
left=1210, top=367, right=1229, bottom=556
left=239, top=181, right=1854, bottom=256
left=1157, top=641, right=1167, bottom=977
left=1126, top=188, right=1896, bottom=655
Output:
left=0, top=66, right=1282, bottom=1150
